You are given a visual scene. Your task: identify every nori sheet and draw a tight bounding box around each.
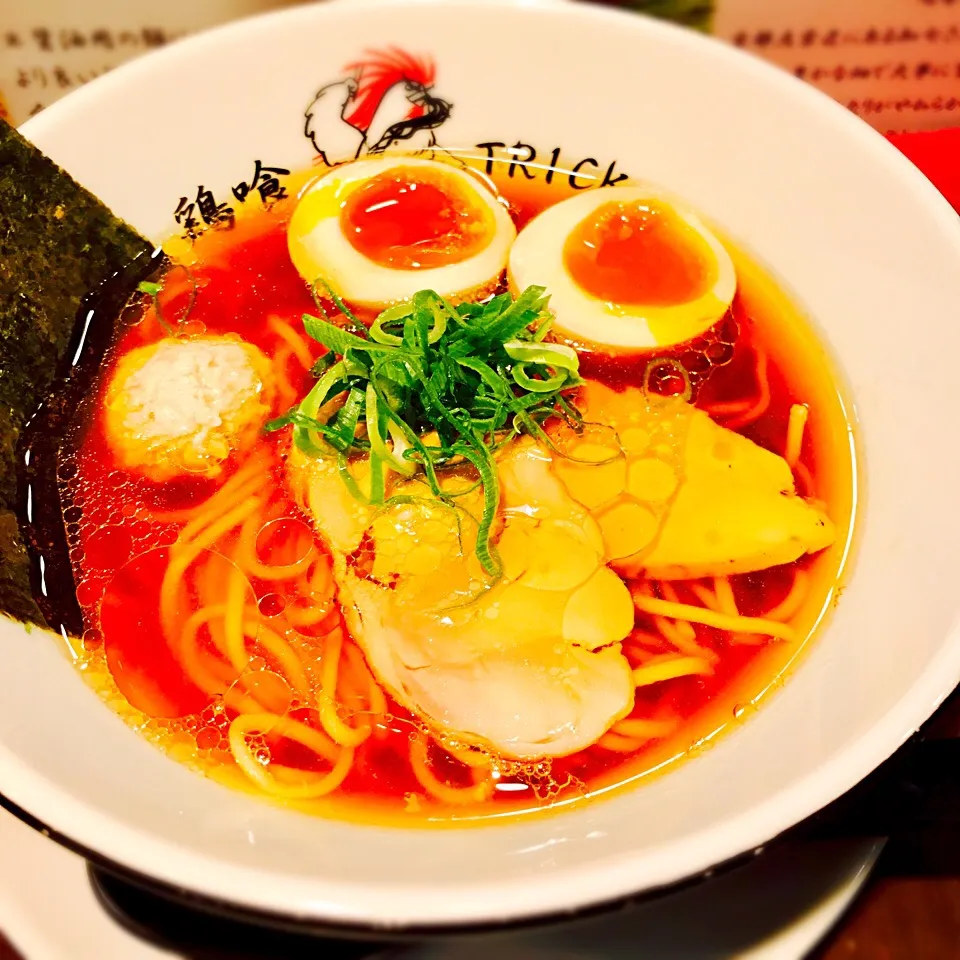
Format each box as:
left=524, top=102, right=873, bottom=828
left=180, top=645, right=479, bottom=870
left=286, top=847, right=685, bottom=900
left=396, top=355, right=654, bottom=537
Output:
left=0, top=118, right=153, bottom=626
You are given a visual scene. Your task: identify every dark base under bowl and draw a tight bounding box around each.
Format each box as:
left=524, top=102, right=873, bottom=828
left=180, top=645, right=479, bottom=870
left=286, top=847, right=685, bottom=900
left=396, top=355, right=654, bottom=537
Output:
left=4, top=688, right=960, bottom=952
left=89, top=865, right=394, bottom=959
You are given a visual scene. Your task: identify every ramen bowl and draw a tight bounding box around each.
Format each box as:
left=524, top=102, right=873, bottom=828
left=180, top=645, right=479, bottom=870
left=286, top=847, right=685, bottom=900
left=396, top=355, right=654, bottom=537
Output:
left=3, top=0, right=960, bottom=933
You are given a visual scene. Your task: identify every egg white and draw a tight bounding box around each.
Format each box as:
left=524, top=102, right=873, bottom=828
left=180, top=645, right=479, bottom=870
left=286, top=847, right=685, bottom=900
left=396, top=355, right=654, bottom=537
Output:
left=509, top=186, right=737, bottom=352
left=288, top=156, right=516, bottom=309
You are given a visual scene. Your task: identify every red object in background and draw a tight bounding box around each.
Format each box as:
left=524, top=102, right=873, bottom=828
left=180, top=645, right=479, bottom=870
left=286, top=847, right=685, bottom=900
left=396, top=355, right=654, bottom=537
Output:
left=888, top=129, right=960, bottom=214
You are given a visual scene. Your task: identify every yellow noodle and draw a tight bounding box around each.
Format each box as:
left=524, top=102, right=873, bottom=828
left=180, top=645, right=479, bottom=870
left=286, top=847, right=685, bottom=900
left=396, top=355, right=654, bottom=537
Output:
left=657, top=618, right=718, bottom=660
left=341, top=641, right=380, bottom=710
left=409, top=735, right=494, bottom=805
left=205, top=609, right=230, bottom=664
left=597, top=732, right=647, bottom=753
left=228, top=713, right=352, bottom=799
left=235, top=513, right=317, bottom=582
left=272, top=345, right=298, bottom=410
left=337, top=649, right=373, bottom=708
left=690, top=583, right=722, bottom=613
left=632, top=591, right=797, bottom=642
left=176, top=606, right=263, bottom=713
left=653, top=583, right=717, bottom=660
left=632, top=656, right=715, bottom=687
left=178, top=605, right=233, bottom=691
left=179, top=609, right=239, bottom=695
left=268, top=315, right=314, bottom=370
left=285, top=599, right=333, bottom=628
left=179, top=603, right=300, bottom=711
left=145, top=459, right=265, bottom=526
left=708, top=575, right=762, bottom=645
left=264, top=713, right=341, bottom=765
left=713, top=577, right=739, bottom=616
left=223, top=686, right=271, bottom=717
left=653, top=613, right=697, bottom=648
left=307, top=557, right=333, bottom=596
left=765, top=569, right=809, bottom=622
left=657, top=583, right=699, bottom=641
left=784, top=403, right=809, bottom=470
left=177, top=463, right=267, bottom=544
left=224, top=565, right=250, bottom=673
left=360, top=659, right=389, bottom=738
left=794, top=460, right=816, bottom=499
left=728, top=569, right=809, bottom=644
left=319, top=629, right=371, bottom=747
left=635, top=582, right=697, bottom=650
left=628, top=648, right=660, bottom=665
left=173, top=493, right=263, bottom=578
left=690, top=581, right=755, bottom=646
left=193, top=548, right=226, bottom=610
left=613, top=717, right=680, bottom=739
left=637, top=651, right=694, bottom=667
left=160, top=495, right=263, bottom=641
left=247, top=620, right=311, bottom=698
left=704, top=397, right=754, bottom=416
left=630, top=630, right=668, bottom=650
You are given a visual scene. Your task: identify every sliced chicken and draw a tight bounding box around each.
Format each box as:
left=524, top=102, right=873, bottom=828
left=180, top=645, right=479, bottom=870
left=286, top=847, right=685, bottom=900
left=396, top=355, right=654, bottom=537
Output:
left=634, top=410, right=835, bottom=579
left=555, top=382, right=836, bottom=580
left=288, top=376, right=834, bottom=759
left=288, top=438, right=636, bottom=760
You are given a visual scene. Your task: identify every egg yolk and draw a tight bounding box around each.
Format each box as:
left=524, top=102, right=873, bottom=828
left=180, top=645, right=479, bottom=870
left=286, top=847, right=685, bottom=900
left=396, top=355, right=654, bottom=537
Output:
left=341, top=166, right=494, bottom=270
left=563, top=200, right=717, bottom=307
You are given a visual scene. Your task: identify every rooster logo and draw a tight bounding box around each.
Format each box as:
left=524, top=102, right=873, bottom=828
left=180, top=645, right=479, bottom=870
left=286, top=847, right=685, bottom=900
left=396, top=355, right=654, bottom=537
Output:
left=305, top=48, right=452, bottom=165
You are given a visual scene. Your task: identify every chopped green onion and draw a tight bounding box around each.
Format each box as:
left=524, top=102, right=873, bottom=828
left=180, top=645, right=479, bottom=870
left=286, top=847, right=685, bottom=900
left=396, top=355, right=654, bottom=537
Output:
left=512, top=363, right=567, bottom=393
left=504, top=340, right=579, bottom=372
left=269, top=284, right=582, bottom=576
left=365, top=383, right=417, bottom=477
left=451, top=442, right=501, bottom=578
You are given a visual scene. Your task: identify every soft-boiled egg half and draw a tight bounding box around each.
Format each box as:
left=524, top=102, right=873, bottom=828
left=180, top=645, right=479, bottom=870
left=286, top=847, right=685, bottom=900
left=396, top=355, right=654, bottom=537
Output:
left=509, top=187, right=737, bottom=352
left=288, top=156, right=516, bottom=309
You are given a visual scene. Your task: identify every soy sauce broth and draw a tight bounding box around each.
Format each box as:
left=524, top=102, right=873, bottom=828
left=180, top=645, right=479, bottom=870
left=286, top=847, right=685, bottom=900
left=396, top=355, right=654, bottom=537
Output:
left=44, top=151, right=856, bottom=825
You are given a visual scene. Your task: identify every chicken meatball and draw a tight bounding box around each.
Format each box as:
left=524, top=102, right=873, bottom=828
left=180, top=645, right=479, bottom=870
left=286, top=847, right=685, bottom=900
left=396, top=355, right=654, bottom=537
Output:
left=103, top=335, right=275, bottom=482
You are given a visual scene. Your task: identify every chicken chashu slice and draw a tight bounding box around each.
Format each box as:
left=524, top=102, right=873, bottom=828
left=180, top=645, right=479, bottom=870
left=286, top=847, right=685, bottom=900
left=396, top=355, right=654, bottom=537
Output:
left=288, top=436, right=636, bottom=760
left=549, top=381, right=836, bottom=580
left=289, top=380, right=834, bottom=758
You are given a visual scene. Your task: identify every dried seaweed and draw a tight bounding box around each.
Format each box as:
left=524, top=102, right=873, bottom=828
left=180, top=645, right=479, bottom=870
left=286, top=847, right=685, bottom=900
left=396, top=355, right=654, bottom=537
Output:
left=0, top=118, right=153, bottom=625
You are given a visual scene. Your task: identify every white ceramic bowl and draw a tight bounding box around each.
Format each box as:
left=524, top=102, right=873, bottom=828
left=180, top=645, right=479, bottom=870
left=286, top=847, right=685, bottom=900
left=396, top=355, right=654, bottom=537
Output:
left=4, top=0, right=960, bottom=933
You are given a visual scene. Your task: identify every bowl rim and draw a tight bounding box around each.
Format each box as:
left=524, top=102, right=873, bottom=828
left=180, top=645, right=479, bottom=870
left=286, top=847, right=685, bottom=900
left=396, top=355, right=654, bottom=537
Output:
left=1, top=787, right=760, bottom=940
left=7, top=0, right=960, bottom=930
